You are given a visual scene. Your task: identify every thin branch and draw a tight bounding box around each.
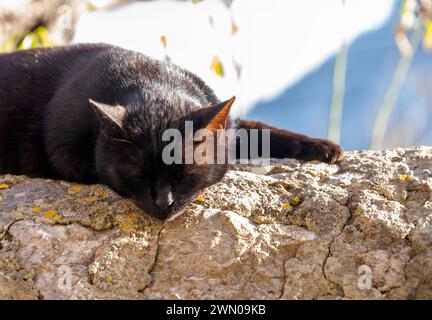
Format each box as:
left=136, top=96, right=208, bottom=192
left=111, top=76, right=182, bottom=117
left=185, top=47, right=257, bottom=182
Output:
left=328, top=42, right=348, bottom=144
left=370, top=24, right=424, bottom=150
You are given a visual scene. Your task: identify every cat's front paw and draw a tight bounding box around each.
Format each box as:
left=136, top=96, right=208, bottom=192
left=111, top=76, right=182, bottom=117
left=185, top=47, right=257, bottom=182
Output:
left=301, top=139, right=343, bottom=163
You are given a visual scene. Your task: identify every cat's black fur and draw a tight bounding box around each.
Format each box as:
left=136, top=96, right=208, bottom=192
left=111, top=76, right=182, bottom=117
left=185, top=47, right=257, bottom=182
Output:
left=0, top=43, right=342, bottom=219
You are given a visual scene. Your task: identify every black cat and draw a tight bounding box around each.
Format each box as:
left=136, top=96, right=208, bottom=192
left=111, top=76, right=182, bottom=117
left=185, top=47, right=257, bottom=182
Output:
left=0, top=43, right=342, bottom=219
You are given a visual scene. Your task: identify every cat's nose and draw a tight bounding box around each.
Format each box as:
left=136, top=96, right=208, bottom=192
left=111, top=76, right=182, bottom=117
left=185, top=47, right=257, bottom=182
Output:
left=154, top=185, right=174, bottom=210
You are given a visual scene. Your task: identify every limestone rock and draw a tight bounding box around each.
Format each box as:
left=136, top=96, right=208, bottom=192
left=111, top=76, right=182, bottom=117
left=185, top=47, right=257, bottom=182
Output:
left=1, top=147, right=432, bottom=299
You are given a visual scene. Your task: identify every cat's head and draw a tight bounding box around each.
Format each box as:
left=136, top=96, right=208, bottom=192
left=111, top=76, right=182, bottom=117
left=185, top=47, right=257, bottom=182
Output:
left=89, top=97, right=235, bottom=220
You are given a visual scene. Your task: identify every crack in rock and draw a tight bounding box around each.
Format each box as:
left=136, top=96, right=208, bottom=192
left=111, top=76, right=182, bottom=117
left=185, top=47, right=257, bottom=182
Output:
left=321, top=195, right=354, bottom=297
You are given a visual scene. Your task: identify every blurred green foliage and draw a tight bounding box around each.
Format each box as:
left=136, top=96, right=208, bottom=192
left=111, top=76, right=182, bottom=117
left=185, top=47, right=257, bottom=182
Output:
left=0, top=35, right=20, bottom=52
left=18, top=26, right=56, bottom=50
left=0, top=26, right=56, bottom=53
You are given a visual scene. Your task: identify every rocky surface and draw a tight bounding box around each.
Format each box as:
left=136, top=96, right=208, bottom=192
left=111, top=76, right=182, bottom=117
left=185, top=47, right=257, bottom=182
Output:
left=1, top=147, right=432, bottom=300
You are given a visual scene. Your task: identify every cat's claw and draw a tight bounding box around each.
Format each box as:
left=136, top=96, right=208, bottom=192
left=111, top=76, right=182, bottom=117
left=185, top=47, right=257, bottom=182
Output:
left=317, top=139, right=343, bottom=163
left=302, top=139, right=343, bottom=164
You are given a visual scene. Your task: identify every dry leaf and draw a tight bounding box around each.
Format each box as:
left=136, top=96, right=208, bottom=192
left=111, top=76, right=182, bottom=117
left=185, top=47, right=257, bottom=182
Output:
left=210, top=55, right=224, bottom=77
left=424, top=20, right=432, bottom=49
left=160, top=35, right=167, bottom=48
left=231, top=19, right=238, bottom=36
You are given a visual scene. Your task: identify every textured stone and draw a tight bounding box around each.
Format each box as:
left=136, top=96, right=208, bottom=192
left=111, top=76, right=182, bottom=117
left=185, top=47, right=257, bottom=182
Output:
left=1, top=147, right=432, bottom=299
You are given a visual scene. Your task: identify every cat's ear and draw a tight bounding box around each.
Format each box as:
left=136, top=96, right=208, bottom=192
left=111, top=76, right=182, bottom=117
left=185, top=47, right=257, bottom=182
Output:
left=89, top=99, right=126, bottom=135
left=203, top=96, right=236, bottom=134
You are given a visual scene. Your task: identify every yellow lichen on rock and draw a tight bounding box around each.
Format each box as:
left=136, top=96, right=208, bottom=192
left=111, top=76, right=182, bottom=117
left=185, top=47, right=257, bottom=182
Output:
left=282, top=203, right=293, bottom=210
left=1, top=146, right=432, bottom=300
left=290, top=196, right=301, bottom=206
left=43, top=210, right=58, bottom=218
left=68, top=185, right=82, bottom=195
left=195, top=195, right=205, bottom=204
left=353, top=207, right=362, bottom=215
left=0, top=183, right=10, bottom=189
left=399, top=175, right=410, bottom=182
left=77, top=197, right=97, bottom=203
left=52, top=214, right=62, bottom=221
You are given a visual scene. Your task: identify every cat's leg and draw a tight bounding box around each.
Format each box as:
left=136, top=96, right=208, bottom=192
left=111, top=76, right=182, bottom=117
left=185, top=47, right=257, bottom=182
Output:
left=236, top=120, right=343, bottom=163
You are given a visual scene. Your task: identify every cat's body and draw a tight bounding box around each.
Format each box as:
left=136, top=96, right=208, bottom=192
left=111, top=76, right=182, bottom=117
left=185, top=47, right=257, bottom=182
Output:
left=0, top=43, right=219, bottom=181
left=0, top=43, right=342, bottom=219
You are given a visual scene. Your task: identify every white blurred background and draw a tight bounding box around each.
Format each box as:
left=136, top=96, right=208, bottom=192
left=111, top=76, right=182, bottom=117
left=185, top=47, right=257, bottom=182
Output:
left=74, top=0, right=394, bottom=116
